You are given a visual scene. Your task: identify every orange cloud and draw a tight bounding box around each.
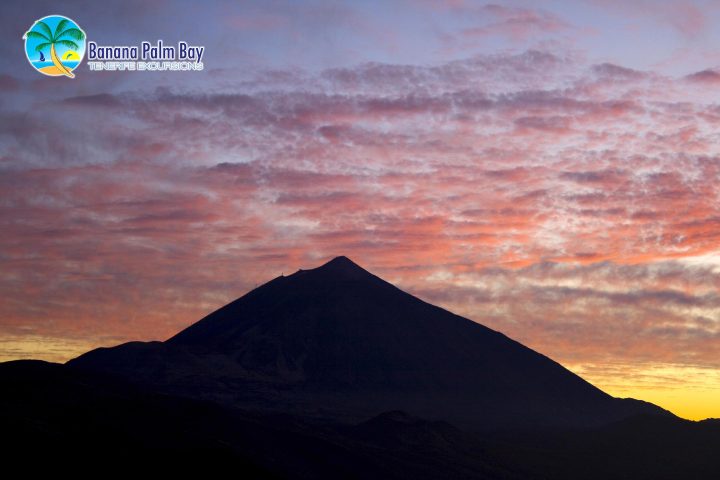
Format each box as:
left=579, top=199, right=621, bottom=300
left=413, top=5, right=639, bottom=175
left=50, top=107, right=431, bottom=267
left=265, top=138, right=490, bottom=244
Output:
left=2, top=49, right=720, bottom=418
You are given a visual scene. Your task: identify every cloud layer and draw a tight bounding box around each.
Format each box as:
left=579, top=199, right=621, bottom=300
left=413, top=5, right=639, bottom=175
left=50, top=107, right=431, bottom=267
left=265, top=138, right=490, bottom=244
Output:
left=1, top=0, right=719, bottom=420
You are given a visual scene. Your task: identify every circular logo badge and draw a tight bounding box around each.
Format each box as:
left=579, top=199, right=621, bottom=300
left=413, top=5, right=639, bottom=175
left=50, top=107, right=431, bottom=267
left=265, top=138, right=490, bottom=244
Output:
left=23, top=15, right=86, bottom=78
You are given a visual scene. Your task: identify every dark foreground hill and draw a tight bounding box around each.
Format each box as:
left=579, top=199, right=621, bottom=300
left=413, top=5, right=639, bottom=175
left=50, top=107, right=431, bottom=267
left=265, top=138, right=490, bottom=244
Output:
left=2, top=360, right=719, bottom=478
left=69, top=256, right=666, bottom=429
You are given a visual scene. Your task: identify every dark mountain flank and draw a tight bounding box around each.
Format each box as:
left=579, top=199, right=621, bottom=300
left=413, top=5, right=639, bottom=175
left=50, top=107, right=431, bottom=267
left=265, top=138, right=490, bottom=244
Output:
left=4, top=257, right=718, bottom=477
left=3, top=360, right=719, bottom=478
left=70, top=256, right=667, bottom=429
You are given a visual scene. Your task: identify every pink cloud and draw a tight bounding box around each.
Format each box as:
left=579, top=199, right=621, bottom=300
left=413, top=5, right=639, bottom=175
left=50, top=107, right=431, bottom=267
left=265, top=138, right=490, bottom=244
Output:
left=462, top=4, right=572, bottom=41
left=591, top=0, right=713, bottom=39
left=685, top=69, right=720, bottom=84
left=1, top=50, right=720, bottom=389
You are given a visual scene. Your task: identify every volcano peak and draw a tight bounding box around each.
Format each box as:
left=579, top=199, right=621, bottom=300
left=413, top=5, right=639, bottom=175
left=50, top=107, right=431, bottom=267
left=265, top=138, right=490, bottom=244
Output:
left=71, top=256, right=670, bottom=429
left=297, top=255, right=376, bottom=281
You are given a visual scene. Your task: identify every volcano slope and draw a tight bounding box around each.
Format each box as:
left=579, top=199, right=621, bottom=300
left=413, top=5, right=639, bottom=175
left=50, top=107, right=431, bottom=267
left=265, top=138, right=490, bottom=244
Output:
left=70, top=256, right=667, bottom=430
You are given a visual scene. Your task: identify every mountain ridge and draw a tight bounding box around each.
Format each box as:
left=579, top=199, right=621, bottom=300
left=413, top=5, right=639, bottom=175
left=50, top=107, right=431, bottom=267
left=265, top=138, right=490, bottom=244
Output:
left=70, top=256, right=671, bottom=429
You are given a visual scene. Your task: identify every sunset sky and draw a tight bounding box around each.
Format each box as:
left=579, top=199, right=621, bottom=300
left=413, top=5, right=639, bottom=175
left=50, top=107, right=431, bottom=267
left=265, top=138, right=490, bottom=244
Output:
left=1, top=0, right=719, bottom=420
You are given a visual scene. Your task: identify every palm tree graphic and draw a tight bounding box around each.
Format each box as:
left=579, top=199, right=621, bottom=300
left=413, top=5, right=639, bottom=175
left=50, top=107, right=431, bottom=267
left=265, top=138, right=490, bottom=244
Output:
left=24, top=18, right=84, bottom=78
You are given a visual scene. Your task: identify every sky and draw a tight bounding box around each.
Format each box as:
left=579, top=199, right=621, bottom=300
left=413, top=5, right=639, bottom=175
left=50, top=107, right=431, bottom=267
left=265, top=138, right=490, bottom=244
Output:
left=1, top=0, right=719, bottom=421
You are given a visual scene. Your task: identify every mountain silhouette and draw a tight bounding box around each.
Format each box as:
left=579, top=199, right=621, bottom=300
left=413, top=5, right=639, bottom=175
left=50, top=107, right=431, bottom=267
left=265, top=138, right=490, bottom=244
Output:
left=3, top=359, right=719, bottom=478
left=70, top=256, right=667, bottom=429
left=4, top=256, right=719, bottom=477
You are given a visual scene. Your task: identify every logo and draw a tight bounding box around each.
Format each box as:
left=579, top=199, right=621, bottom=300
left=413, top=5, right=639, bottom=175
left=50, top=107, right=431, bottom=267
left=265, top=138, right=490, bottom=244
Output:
left=23, top=15, right=86, bottom=78
left=87, top=40, right=205, bottom=72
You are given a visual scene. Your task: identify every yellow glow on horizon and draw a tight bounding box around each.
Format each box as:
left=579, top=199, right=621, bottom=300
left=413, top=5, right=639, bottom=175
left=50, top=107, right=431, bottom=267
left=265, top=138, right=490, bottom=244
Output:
left=568, top=363, right=720, bottom=421
left=0, top=334, right=112, bottom=364
left=1, top=336, right=718, bottom=421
